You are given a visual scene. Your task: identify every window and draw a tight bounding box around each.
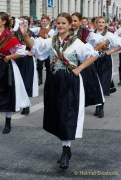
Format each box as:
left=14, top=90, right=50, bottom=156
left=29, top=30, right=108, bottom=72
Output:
left=75, top=0, right=77, bottom=11
left=88, top=0, right=90, bottom=18
left=7, top=0, right=10, bottom=14
left=93, top=0, right=96, bottom=17
left=20, top=0, right=23, bottom=16
left=59, top=0, right=62, bottom=13
left=30, top=0, right=36, bottom=19
left=68, top=0, right=70, bottom=12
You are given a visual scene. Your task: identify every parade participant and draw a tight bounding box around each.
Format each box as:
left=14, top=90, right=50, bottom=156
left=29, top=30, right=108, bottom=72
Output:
left=72, top=13, right=104, bottom=113
left=10, top=16, right=15, bottom=29
left=20, top=12, right=109, bottom=170
left=94, top=17, right=117, bottom=96
left=14, top=17, right=38, bottom=115
left=81, top=17, right=89, bottom=28
left=87, top=16, right=121, bottom=117
left=0, top=12, right=30, bottom=134
left=37, top=15, right=51, bottom=85
left=88, top=17, right=97, bottom=32
left=30, top=15, right=55, bottom=85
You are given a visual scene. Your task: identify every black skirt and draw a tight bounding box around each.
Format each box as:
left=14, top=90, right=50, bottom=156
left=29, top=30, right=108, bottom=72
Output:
left=43, top=70, right=81, bottom=140
left=16, top=56, right=34, bottom=97
left=95, top=55, right=112, bottom=96
left=81, top=64, right=104, bottom=106
left=0, top=59, right=15, bottom=112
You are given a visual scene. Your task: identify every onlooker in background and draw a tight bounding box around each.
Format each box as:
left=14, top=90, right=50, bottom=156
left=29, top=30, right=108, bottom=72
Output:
left=81, top=17, right=89, bottom=28
left=88, top=17, right=97, bottom=32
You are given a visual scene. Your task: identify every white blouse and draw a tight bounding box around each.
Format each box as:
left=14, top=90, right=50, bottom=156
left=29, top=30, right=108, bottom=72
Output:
left=87, top=31, right=121, bottom=48
left=31, top=37, right=99, bottom=62
left=10, top=44, right=28, bottom=56
left=114, top=27, right=121, bottom=36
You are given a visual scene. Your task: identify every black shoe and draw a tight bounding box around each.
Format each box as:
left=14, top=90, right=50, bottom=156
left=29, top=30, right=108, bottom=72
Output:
left=97, top=104, right=104, bottom=118
left=94, top=106, right=100, bottom=116
left=21, top=107, right=30, bottom=115
left=98, top=109, right=104, bottom=118
left=38, top=72, right=43, bottom=85
left=59, top=146, right=72, bottom=170
left=110, top=87, right=117, bottom=93
left=118, top=81, right=121, bottom=86
left=2, top=118, right=11, bottom=134
left=38, top=78, right=43, bottom=85
left=2, top=126, right=11, bottom=134
left=94, top=105, right=104, bottom=118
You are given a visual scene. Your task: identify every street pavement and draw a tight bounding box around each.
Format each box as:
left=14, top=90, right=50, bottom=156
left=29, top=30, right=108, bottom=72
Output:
left=0, top=54, right=121, bottom=180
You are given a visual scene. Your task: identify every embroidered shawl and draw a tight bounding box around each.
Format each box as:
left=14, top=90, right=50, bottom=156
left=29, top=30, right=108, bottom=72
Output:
left=0, top=29, right=20, bottom=55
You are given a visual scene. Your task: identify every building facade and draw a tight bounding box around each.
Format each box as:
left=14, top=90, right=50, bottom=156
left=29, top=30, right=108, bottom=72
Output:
left=103, top=0, right=121, bottom=19
left=0, top=0, right=121, bottom=20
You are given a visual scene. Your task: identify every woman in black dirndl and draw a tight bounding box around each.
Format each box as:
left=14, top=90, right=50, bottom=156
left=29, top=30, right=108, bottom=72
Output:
left=21, top=13, right=105, bottom=170
left=71, top=13, right=105, bottom=118
left=13, top=17, right=38, bottom=115
left=87, top=16, right=121, bottom=117
left=0, top=12, right=30, bottom=134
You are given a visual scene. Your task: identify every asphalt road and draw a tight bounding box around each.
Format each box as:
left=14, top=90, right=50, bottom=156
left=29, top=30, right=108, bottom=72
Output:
left=0, top=54, right=121, bottom=180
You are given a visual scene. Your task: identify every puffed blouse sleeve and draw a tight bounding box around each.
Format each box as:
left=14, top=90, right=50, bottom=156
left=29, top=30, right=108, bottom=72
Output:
left=114, top=27, right=121, bottom=36
left=106, top=32, right=121, bottom=48
left=87, top=31, right=121, bottom=49
left=76, top=39, right=99, bottom=62
left=31, top=37, right=52, bottom=59
left=86, top=32, right=103, bottom=47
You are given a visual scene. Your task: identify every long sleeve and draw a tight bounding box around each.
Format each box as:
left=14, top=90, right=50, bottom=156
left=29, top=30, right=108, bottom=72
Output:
left=31, top=37, right=52, bottom=60
left=114, top=27, right=121, bottom=36
left=106, top=32, right=121, bottom=48
left=30, top=27, right=40, bottom=36
left=87, top=31, right=121, bottom=49
left=86, top=32, right=103, bottom=47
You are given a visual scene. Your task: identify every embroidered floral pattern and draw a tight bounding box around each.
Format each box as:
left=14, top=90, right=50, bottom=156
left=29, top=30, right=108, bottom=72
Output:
left=50, top=32, right=78, bottom=73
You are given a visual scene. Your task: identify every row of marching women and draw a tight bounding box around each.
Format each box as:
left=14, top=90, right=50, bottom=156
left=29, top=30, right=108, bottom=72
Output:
left=71, top=14, right=120, bottom=118
left=1, top=11, right=121, bottom=170
left=19, top=12, right=121, bottom=170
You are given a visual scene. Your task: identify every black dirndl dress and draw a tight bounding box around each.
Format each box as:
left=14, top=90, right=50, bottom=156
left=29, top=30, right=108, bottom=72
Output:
left=0, top=59, right=15, bottom=112
left=95, top=55, right=112, bottom=96
left=16, top=55, right=34, bottom=97
left=43, top=69, right=81, bottom=140
left=81, top=64, right=104, bottom=106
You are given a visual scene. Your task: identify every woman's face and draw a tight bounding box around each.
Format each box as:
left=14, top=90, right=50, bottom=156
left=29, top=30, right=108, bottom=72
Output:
left=56, top=16, right=71, bottom=35
left=0, top=17, right=6, bottom=28
left=96, top=18, right=105, bottom=31
left=72, top=15, right=81, bottom=30
left=40, top=18, right=50, bottom=28
left=81, top=18, right=88, bottom=27
left=19, top=18, right=29, bottom=31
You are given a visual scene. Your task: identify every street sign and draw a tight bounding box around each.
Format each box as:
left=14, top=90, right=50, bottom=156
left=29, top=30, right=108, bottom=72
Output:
left=48, top=0, right=53, bottom=7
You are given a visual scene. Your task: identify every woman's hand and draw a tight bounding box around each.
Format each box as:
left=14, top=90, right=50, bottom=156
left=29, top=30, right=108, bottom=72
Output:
left=3, top=54, right=21, bottom=62
left=4, top=56, right=10, bottom=62
left=95, top=41, right=108, bottom=51
left=105, top=46, right=121, bottom=56
left=27, top=51, right=33, bottom=56
left=72, top=66, right=81, bottom=76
